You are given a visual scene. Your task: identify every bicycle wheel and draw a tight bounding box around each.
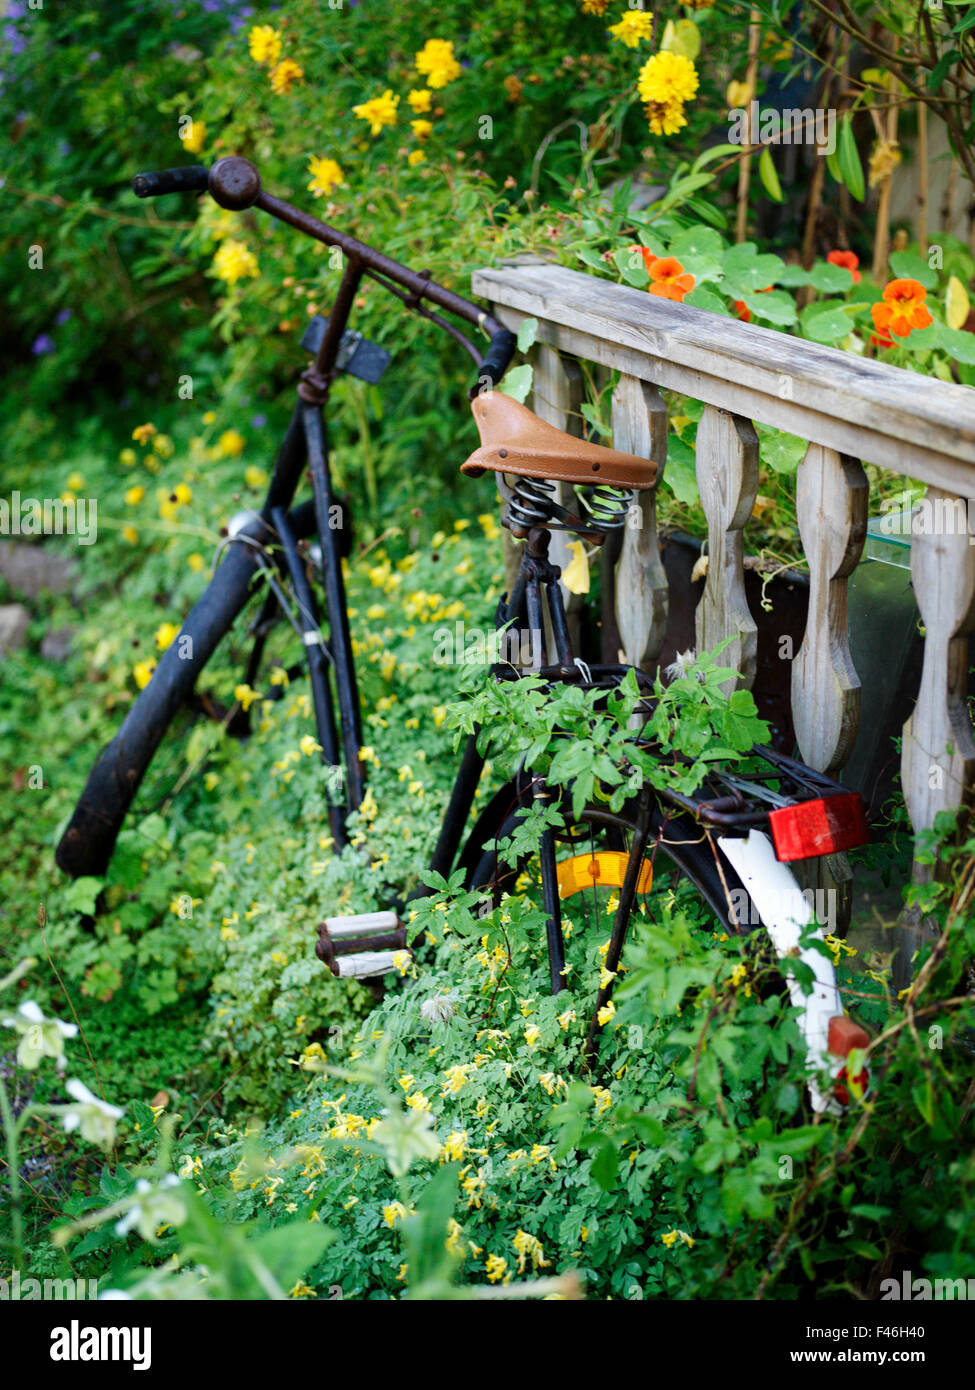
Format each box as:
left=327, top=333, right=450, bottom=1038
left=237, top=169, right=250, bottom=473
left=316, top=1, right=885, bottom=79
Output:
left=460, top=784, right=765, bottom=1038
left=55, top=501, right=323, bottom=878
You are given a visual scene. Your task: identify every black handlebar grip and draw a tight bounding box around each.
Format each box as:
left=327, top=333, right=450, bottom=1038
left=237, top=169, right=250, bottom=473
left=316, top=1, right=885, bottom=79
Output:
left=132, top=165, right=210, bottom=198
left=472, top=328, right=517, bottom=396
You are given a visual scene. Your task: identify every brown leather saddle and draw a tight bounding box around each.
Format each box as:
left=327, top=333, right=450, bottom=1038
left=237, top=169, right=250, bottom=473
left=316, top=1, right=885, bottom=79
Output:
left=461, top=390, right=656, bottom=490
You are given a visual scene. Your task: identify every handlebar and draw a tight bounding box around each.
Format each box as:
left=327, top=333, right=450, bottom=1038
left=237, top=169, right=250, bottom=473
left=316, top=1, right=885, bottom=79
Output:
left=131, top=156, right=516, bottom=387
left=133, top=165, right=210, bottom=198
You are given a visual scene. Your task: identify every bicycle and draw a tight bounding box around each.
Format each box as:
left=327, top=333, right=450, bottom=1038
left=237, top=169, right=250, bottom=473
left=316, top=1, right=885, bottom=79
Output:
left=57, top=156, right=873, bottom=1112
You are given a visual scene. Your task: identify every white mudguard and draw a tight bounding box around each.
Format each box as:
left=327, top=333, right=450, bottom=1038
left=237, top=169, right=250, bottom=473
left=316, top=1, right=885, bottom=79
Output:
left=718, top=830, right=843, bottom=1113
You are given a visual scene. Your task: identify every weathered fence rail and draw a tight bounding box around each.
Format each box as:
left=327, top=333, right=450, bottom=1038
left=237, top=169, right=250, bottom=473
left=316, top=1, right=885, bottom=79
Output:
left=473, top=259, right=975, bottom=977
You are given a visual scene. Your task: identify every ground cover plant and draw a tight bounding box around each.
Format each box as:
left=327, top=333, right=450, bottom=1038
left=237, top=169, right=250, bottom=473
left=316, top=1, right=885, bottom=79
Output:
left=2, top=0, right=975, bottom=1304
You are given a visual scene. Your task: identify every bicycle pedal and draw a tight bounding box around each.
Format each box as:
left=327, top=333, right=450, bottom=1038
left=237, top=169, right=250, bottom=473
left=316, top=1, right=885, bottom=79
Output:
left=315, top=910, right=410, bottom=979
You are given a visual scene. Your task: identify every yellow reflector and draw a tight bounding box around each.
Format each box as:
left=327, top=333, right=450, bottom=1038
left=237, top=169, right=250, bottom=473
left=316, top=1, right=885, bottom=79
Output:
left=556, top=851, right=652, bottom=900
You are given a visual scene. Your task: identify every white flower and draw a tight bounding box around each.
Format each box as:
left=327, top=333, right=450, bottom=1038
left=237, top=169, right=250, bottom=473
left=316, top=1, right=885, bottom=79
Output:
left=2, top=1000, right=77, bottom=1070
left=115, top=1176, right=188, bottom=1243
left=60, top=1079, right=124, bottom=1149
left=420, top=991, right=458, bottom=1027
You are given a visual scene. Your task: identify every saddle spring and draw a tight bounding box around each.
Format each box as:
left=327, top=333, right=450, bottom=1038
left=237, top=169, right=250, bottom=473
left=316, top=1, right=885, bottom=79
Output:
left=504, top=475, right=634, bottom=536
left=579, top=483, right=634, bottom=532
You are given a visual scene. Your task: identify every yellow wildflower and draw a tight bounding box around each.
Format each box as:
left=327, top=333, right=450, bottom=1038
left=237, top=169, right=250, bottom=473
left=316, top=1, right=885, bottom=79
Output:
left=248, top=25, right=282, bottom=65
left=609, top=11, right=653, bottom=46
left=415, top=38, right=462, bottom=89
left=270, top=57, right=304, bottom=94
left=133, top=658, right=156, bottom=689
left=124, top=485, right=145, bottom=506
left=352, top=89, right=399, bottom=136
left=155, top=621, right=180, bottom=651
left=411, top=119, right=433, bottom=140
left=180, top=120, right=206, bottom=153
left=408, top=150, right=425, bottom=167
left=213, top=240, right=258, bottom=285
left=132, top=423, right=157, bottom=445
left=307, top=155, right=344, bottom=199
left=485, top=1253, right=507, bottom=1283
left=513, top=1229, right=549, bottom=1273
left=407, top=88, right=433, bottom=113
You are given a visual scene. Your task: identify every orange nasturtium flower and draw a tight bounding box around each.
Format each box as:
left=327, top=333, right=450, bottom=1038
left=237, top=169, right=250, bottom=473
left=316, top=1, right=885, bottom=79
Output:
left=870, top=278, right=933, bottom=341
left=827, top=249, right=861, bottom=284
left=734, top=301, right=751, bottom=322
left=639, top=251, right=695, bottom=302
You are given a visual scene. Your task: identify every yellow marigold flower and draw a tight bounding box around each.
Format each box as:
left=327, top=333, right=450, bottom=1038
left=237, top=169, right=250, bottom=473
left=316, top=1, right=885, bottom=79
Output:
left=234, top=683, right=261, bottom=712
left=352, top=89, right=399, bottom=136
left=132, top=423, right=157, bottom=445
left=407, top=149, right=425, bottom=168
left=415, top=38, right=462, bottom=89
left=122, top=525, right=139, bottom=545
left=307, top=155, right=344, bottom=199
left=180, top=120, right=206, bottom=153
left=213, top=240, right=259, bottom=285
left=133, top=658, right=156, bottom=689
left=248, top=25, right=282, bottom=65
left=218, top=429, right=246, bottom=457
left=638, top=49, right=699, bottom=107
left=411, top=119, right=433, bottom=140
left=407, top=88, right=433, bottom=113
left=155, top=621, right=180, bottom=651
left=644, top=99, right=688, bottom=137
left=513, top=1229, right=549, bottom=1273
left=609, top=11, right=653, bottom=46
left=124, top=484, right=145, bottom=506
left=485, top=1253, right=507, bottom=1283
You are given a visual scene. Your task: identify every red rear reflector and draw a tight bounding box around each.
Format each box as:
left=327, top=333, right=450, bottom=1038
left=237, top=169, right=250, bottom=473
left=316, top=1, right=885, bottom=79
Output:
left=768, top=793, right=868, bottom=862
left=827, top=1015, right=869, bottom=1058
left=828, top=1015, right=870, bottom=1106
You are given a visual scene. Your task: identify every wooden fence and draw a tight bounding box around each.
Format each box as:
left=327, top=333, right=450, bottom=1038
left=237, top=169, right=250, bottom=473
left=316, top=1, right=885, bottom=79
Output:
left=472, top=259, right=975, bottom=979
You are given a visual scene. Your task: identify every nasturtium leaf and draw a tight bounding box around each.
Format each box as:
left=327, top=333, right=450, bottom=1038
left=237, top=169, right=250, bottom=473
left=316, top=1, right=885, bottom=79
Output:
left=888, top=250, right=938, bottom=291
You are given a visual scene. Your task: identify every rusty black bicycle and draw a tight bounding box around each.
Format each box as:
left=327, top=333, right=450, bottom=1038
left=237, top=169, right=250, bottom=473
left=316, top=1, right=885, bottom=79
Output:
left=57, top=156, right=873, bottom=1103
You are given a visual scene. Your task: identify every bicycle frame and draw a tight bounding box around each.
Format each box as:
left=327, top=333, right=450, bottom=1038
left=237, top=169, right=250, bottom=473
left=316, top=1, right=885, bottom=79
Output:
left=134, top=157, right=516, bottom=852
